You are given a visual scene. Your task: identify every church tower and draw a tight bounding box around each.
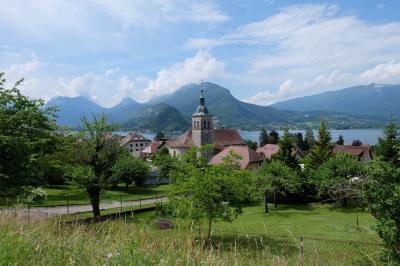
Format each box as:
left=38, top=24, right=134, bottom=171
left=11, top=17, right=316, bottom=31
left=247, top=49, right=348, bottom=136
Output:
left=192, top=83, right=213, bottom=147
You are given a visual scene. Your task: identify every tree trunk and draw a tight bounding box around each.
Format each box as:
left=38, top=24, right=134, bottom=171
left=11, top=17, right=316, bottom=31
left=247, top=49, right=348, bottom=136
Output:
left=274, top=191, right=278, bottom=208
left=341, top=198, right=348, bottom=208
left=264, top=196, right=269, bottom=213
left=207, top=219, right=212, bottom=246
left=87, top=187, right=101, bottom=218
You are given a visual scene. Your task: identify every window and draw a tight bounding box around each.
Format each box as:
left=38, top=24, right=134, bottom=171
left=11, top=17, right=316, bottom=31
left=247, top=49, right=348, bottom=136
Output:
left=140, top=143, right=143, bottom=146
left=207, top=121, right=211, bottom=129
left=196, top=121, right=200, bottom=129
left=136, top=143, right=138, bottom=147
left=130, top=149, right=133, bottom=152
left=136, top=149, right=139, bottom=151
left=130, top=144, right=133, bottom=147
left=203, top=121, right=206, bottom=129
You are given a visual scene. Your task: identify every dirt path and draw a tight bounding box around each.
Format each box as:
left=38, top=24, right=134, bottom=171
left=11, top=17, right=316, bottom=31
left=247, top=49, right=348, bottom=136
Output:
left=1, top=197, right=168, bottom=217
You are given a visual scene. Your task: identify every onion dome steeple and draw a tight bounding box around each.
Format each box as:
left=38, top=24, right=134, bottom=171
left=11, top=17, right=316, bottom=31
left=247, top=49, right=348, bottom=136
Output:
left=193, top=82, right=209, bottom=116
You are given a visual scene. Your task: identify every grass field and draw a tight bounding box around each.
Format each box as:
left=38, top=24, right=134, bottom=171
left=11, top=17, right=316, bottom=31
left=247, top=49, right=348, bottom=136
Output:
left=211, top=203, right=379, bottom=242
left=0, top=203, right=385, bottom=265
left=0, top=184, right=173, bottom=207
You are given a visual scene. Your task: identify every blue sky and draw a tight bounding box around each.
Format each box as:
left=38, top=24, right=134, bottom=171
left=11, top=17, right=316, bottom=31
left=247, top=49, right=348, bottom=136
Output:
left=1, top=0, right=400, bottom=107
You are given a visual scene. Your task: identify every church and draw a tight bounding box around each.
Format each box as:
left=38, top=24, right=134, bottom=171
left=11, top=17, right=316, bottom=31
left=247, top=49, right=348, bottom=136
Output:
left=166, top=88, right=245, bottom=157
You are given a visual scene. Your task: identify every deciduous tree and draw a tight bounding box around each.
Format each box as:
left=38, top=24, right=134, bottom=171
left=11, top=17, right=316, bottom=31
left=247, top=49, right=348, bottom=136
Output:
left=255, top=160, right=300, bottom=210
left=0, top=73, right=58, bottom=197
left=68, top=115, right=123, bottom=218
left=171, top=148, right=250, bottom=243
left=112, top=153, right=150, bottom=190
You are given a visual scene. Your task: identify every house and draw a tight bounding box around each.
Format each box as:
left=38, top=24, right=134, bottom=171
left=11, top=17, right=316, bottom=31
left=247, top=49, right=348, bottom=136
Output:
left=333, top=144, right=373, bottom=162
left=256, top=143, right=307, bottom=160
left=166, top=89, right=244, bottom=157
left=121, top=132, right=152, bottom=158
left=256, top=144, right=279, bottom=159
left=142, top=141, right=165, bottom=158
left=209, top=145, right=265, bottom=170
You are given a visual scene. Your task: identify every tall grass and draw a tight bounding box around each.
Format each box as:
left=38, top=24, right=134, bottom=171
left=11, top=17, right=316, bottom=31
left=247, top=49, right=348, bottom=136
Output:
left=0, top=214, right=383, bottom=265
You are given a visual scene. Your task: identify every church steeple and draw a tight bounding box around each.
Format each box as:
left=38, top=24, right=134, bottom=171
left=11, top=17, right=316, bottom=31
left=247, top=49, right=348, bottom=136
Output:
left=194, top=82, right=209, bottom=115
left=192, top=81, right=213, bottom=147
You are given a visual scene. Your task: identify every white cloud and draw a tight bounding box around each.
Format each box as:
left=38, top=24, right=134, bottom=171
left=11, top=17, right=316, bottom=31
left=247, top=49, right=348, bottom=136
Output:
left=5, top=54, right=43, bottom=77
left=0, top=0, right=229, bottom=40
left=139, top=50, right=225, bottom=101
left=246, top=62, right=400, bottom=105
left=1, top=50, right=225, bottom=107
left=184, top=4, right=400, bottom=104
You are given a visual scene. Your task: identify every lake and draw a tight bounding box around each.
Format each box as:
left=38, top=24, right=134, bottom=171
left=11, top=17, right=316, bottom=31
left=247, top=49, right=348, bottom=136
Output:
left=120, top=128, right=383, bottom=145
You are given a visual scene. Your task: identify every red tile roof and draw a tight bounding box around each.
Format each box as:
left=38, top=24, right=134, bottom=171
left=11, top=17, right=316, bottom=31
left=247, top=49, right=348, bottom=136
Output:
left=333, top=145, right=373, bottom=162
left=142, top=141, right=163, bottom=154
left=256, top=144, right=280, bottom=159
left=213, top=128, right=245, bottom=146
left=166, top=130, right=194, bottom=148
left=121, top=132, right=151, bottom=146
left=166, top=128, right=244, bottom=148
left=209, top=145, right=265, bottom=169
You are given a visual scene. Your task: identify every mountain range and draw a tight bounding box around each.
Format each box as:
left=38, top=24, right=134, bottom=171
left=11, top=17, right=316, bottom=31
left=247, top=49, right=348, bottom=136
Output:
left=46, top=82, right=395, bottom=132
left=271, top=84, right=400, bottom=119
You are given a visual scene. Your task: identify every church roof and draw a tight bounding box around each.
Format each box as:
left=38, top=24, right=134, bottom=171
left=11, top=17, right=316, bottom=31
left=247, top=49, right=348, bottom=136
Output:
left=166, top=128, right=244, bottom=148
left=209, top=145, right=265, bottom=169
left=213, top=128, right=244, bottom=146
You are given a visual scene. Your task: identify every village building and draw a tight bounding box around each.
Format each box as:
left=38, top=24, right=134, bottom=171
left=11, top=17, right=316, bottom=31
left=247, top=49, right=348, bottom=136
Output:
left=333, top=144, right=373, bottom=162
left=141, top=141, right=165, bottom=158
left=256, top=143, right=307, bottom=160
left=209, top=145, right=265, bottom=170
left=121, top=132, right=152, bottom=158
left=166, top=89, right=245, bottom=157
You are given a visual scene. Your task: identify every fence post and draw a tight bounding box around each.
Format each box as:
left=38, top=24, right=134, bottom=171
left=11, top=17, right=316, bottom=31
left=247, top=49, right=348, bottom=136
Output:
left=300, top=236, right=304, bottom=265
left=28, top=202, right=31, bottom=224
left=67, top=198, right=70, bottom=215
left=356, top=212, right=359, bottom=231
left=120, top=194, right=123, bottom=214
left=139, top=193, right=142, bottom=209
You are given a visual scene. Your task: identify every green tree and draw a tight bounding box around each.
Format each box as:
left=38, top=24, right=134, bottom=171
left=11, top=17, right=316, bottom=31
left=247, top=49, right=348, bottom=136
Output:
left=153, top=148, right=177, bottom=178
left=269, top=129, right=280, bottom=144
left=376, top=121, right=400, bottom=166
left=112, top=153, right=150, bottom=190
left=305, top=127, right=315, bottom=149
left=363, top=160, right=400, bottom=262
left=304, top=120, right=334, bottom=170
left=68, top=115, right=123, bottom=218
left=259, top=128, right=269, bottom=146
left=336, top=134, right=344, bottom=145
left=296, top=132, right=309, bottom=151
left=255, top=160, right=300, bottom=210
left=154, top=131, right=165, bottom=141
left=0, top=73, right=58, bottom=197
left=171, top=149, right=250, bottom=243
left=275, top=127, right=298, bottom=169
left=312, top=153, right=364, bottom=206
left=244, top=139, right=258, bottom=150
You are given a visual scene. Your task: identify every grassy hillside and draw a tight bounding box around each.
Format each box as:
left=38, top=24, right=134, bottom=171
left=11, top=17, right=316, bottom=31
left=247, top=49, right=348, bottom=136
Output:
left=0, top=203, right=384, bottom=265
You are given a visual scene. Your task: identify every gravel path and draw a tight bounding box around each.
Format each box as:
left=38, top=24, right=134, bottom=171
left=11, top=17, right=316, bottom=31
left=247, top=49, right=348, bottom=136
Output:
left=2, top=197, right=168, bottom=217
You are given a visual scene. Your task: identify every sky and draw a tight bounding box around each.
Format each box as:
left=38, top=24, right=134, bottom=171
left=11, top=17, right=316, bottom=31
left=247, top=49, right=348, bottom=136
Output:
left=1, top=0, right=400, bottom=107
